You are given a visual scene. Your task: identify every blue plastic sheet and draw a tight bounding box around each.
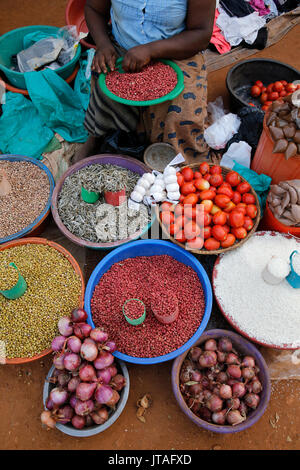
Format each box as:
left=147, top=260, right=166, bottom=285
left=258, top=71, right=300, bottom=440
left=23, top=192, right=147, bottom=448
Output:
left=0, top=92, right=54, bottom=158
left=25, top=68, right=88, bottom=143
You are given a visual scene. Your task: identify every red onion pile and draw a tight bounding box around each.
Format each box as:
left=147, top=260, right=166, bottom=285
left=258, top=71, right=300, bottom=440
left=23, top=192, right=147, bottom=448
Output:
left=40, top=308, right=126, bottom=430
left=180, top=337, right=263, bottom=426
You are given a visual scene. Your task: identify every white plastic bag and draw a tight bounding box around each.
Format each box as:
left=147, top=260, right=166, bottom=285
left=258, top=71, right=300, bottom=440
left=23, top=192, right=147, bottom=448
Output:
left=220, top=141, right=252, bottom=169
left=204, top=113, right=241, bottom=150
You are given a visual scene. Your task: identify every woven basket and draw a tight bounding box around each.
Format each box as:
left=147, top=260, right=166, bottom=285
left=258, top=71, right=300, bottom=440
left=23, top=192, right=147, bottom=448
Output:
left=156, top=163, right=261, bottom=255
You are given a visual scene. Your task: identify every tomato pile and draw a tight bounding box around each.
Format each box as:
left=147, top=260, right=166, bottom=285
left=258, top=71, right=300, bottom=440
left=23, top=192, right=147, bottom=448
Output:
left=250, top=80, right=299, bottom=112
left=159, top=164, right=258, bottom=251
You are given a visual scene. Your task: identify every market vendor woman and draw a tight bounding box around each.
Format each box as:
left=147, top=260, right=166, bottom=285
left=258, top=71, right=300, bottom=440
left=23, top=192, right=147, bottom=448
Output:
left=75, top=0, right=215, bottom=163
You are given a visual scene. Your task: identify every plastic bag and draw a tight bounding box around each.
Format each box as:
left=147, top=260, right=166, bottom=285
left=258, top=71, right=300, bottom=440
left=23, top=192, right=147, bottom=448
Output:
left=204, top=113, right=241, bottom=150
left=207, top=96, right=227, bottom=123
left=220, top=141, right=252, bottom=168
left=16, top=26, right=80, bottom=73
left=24, top=68, right=88, bottom=143
left=17, top=37, right=64, bottom=72
left=74, top=50, right=93, bottom=111
left=0, top=92, right=54, bottom=158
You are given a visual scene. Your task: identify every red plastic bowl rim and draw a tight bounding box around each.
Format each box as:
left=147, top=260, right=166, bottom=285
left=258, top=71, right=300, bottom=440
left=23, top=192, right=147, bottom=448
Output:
left=171, top=328, right=271, bottom=434
left=212, top=231, right=300, bottom=350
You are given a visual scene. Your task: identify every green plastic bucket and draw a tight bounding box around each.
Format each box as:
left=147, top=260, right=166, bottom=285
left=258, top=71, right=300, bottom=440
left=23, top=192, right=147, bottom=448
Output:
left=0, top=25, right=81, bottom=89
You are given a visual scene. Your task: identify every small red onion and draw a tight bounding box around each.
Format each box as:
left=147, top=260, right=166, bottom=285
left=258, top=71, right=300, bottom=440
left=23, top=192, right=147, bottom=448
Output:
left=212, top=409, right=227, bottom=425
left=190, top=370, right=202, bottom=382
left=41, top=410, right=56, bottom=429
left=80, top=339, right=98, bottom=362
left=239, top=401, right=248, bottom=417
left=227, top=379, right=239, bottom=387
left=250, top=378, right=262, bottom=394
left=94, top=351, right=114, bottom=370
left=106, top=389, right=120, bottom=407
left=68, top=376, right=81, bottom=393
left=198, top=407, right=212, bottom=422
left=75, top=399, right=95, bottom=416
left=63, top=352, right=81, bottom=371
left=72, top=414, right=86, bottom=429
left=85, top=415, right=94, bottom=427
left=56, top=405, right=74, bottom=424
left=201, top=376, right=213, bottom=390
left=67, top=336, right=82, bottom=354
left=69, top=394, right=78, bottom=409
left=107, top=364, right=118, bottom=378
left=242, top=356, right=256, bottom=368
left=242, top=367, right=255, bottom=381
left=49, top=387, right=68, bottom=406
left=199, top=351, right=217, bottom=368
left=203, top=390, right=212, bottom=400
left=76, top=382, right=97, bottom=401
left=91, top=407, right=109, bottom=425
left=189, top=347, right=202, bottom=362
left=244, top=393, right=260, bottom=409
left=206, top=394, right=223, bottom=412
left=219, top=384, right=232, bottom=399
left=180, top=369, right=191, bottom=384
left=53, top=353, right=65, bottom=370
left=90, top=327, right=108, bottom=344
left=218, top=337, right=232, bottom=352
left=204, top=339, right=217, bottom=351
left=71, top=307, right=88, bottom=324
left=74, top=322, right=92, bottom=340
left=51, top=335, right=66, bottom=352
left=226, top=353, right=240, bottom=365
left=226, top=410, right=245, bottom=425
left=104, top=341, right=117, bottom=353
left=232, top=382, right=246, bottom=398
left=97, top=368, right=112, bottom=385
left=189, top=383, right=203, bottom=397
left=216, top=371, right=228, bottom=383
left=227, top=365, right=241, bottom=379
left=57, top=372, right=71, bottom=388
left=79, top=364, right=97, bottom=382
left=217, top=351, right=227, bottom=363
left=95, top=384, right=114, bottom=404
left=58, top=316, right=73, bottom=337
left=226, top=397, right=240, bottom=410
left=45, top=397, right=54, bottom=411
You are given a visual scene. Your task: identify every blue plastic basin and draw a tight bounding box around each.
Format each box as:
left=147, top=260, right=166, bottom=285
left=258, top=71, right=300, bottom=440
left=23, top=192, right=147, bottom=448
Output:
left=85, top=239, right=213, bottom=364
left=0, top=25, right=81, bottom=89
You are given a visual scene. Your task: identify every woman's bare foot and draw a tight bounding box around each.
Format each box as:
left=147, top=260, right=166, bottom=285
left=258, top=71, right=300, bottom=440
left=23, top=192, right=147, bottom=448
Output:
left=72, top=136, right=102, bottom=164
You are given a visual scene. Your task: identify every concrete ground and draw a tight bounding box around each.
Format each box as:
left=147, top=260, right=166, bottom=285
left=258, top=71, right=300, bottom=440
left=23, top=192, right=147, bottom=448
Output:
left=0, top=1, right=299, bottom=450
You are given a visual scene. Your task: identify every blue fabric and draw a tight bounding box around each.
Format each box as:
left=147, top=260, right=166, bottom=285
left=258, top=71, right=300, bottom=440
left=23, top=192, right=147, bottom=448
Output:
left=25, top=68, right=88, bottom=143
left=0, top=92, right=54, bottom=158
left=110, top=0, right=187, bottom=50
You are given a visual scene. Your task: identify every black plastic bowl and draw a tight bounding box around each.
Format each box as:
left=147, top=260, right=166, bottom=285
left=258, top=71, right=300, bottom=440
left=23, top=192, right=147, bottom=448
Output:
left=226, top=59, right=300, bottom=111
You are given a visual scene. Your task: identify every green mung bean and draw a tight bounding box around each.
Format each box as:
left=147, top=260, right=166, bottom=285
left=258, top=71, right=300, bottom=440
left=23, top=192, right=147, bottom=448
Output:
left=0, top=244, right=82, bottom=359
left=0, top=264, right=19, bottom=291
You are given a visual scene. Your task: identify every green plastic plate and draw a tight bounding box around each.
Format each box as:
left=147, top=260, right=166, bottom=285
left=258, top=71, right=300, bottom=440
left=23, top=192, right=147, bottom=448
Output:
left=99, top=58, right=185, bottom=106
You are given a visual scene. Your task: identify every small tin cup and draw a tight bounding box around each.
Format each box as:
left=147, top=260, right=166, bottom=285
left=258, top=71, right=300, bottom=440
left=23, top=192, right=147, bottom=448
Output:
left=122, top=298, right=146, bottom=326
left=0, top=262, right=27, bottom=299
left=286, top=250, right=300, bottom=289
left=81, top=186, right=100, bottom=204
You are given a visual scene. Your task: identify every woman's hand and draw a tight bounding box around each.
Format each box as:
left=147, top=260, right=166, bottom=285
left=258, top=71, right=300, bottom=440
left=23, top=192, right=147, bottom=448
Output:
left=122, top=45, right=152, bottom=73
left=91, top=44, right=117, bottom=74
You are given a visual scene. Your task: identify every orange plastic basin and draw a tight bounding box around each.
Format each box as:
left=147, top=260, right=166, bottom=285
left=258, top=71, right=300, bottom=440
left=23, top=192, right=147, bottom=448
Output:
left=261, top=201, right=300, bottom=236
left=251, top=109, right=300, bottom=184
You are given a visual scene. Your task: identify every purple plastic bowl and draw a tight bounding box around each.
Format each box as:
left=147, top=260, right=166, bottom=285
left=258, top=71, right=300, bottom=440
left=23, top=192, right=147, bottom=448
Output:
left=51, top=154, right=154, bottom=250
left=171, top=329, right=271, bottom=434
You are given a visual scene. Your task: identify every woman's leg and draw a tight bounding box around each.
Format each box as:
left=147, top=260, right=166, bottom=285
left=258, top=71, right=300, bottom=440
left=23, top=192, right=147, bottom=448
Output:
left=138, top=53, right=209, bottom=164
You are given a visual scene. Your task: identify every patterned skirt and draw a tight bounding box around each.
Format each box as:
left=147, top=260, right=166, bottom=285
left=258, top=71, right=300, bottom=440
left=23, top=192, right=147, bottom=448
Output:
left=84, top=49, right=209, bottom=163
